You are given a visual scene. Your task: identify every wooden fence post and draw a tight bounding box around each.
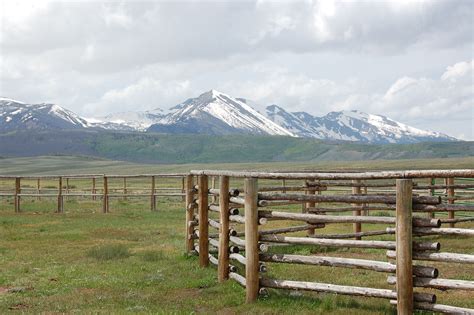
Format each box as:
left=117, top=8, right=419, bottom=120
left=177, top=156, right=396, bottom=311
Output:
left=66, top=178, right=69, bottom=201
left=57, top=176, right=63, bottom=213
left=245, top=177, right=259, bottom=303
left=211, top=176, right=217, bottom=203
left=395, top=179, right=413, bottom=315
left=14, top=177, right=20, bottom=213
left=103, top=176, right=109, bottom=213
left=362, top=184, right=368, bottom=216
left=92, top=177, right=96, bottom=201
left=352, top=179, right=362, bottom=240
left=185, top=175, right=195, bottom=254
left=218, top=175, right=230, bottom=282
left=447, top=177, right=455, bottom=228
left=428, top=178, right=435, bottom=218
left=305, top=180, right=316, bottom=236
left=151, top=176, right=156, bottom=211
left=37, top=178, right=41, bottom=201
left=181, top=177, right=186, bottom=202
left=198, top=175, right=209, bottom=267
left=123, top=177, right=127, bottom=201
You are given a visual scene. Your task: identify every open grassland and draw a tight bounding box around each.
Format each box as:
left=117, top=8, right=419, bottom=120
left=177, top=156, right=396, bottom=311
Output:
left=1, top=196, right=473, bottom=314
left=0, top=155, right=473, bottom=176
left=0, top=156, right=473, bottom=313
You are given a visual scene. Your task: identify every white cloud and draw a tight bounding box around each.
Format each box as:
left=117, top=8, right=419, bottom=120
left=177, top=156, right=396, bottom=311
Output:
left=83, top=78, right=191, bottom=116
left=0, top=1, right=472, bottom=139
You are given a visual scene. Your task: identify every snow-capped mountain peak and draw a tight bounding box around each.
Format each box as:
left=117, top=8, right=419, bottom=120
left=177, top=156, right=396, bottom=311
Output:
left=151, top=90, right=295, bottom=136
left=0, top=98, right=89, bottom=131
left=265, top=106, right=456, bottom=143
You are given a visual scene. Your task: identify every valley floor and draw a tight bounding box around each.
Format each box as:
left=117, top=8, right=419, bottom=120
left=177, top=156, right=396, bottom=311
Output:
left=0, top=156, right=473, bottom=313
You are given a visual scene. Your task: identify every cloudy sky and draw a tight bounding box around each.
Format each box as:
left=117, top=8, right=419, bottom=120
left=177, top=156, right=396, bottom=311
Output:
left=1, top=0, right=473, bottom=139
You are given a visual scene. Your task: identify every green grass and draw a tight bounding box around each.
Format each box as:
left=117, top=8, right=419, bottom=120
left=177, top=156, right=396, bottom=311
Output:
left=0, top=197, right=472, bottom=313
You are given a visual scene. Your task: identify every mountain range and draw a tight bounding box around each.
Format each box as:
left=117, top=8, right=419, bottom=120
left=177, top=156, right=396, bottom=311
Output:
left=0, top=90, right=456, bottom=144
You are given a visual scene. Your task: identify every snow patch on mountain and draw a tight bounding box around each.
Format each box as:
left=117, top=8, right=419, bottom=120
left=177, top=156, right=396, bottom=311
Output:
left=152, top=90, right=295, bottom=136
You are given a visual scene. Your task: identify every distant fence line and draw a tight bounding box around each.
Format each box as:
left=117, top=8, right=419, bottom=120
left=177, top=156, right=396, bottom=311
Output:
left=0, top=174, right=187, bottom=213
left=186, top=169, right=474, bottom=314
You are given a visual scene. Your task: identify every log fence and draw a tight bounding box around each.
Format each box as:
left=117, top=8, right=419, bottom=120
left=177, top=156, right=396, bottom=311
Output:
left=0, top=174, right=187, bottom=213
left=186, top=169, right=474, bottom=314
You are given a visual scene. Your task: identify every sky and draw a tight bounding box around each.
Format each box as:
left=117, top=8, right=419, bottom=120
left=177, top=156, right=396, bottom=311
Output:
left=0, top=0, right=473, bottom=140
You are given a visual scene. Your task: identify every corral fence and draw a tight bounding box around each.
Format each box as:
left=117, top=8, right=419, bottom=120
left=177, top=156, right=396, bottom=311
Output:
left=0, top=174, right=187, bottom=213
left=185, top=170, right=474, bottom=314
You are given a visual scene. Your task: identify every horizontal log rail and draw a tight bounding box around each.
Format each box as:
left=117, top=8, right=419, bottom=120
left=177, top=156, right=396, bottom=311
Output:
left=260, top=253, right=438, bottom=278
left=387, top=250, right=474, bottom=264
left=389, top=301, right=474, bottom=314
left=259, top=278, right=436, bottom=302
left=260, top=234, right=439, bottom=251
left=386, top=227, right=474, bottom=236
left=259, top=210, right=441, bottom=227
left=190, top=169, right=474, bottom=179
left=257, top=192, right=441, bottom=205
left=387, top=275, right=474, bottom=291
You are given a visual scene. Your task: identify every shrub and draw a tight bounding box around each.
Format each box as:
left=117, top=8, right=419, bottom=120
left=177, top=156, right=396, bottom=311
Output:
left=87, top=244, right=130, bottom=260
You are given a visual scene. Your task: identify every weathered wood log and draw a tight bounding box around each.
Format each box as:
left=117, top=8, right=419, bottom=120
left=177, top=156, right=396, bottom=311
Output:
left=230, top=236, right=245, bottom=247
left=309, top=230, right=393, bottom=239
left=218, top=175, right=230, bottom=282
left=208, top=188, right=240, bottom=197
left=386, top=227, right=474, bottom=237
left=417, top=184, right=474, bottom=190
left=413, top=204, right=474, bottom=212
left=57, top=176, right=64, bottom=213
left=258, top=185, right=327, bottom=192
left=387, top=275, right=474, bottom=291
left=208, top=219, right=220, bottom=230
left=390, top=301, right=474, bottom=315
left=440, top=217, right=474, bottom=224
left=208, top=204, right=240, bottom=215
left=257, top=192, right=440, bottom=205
left=190, top=169, right=474, bottom=180
left=198, top=175, right=209, bottom=267
left=260, top=253, right=438, bottom=277
left=245, top=177, right=260, bottom=303
left=229, top=272, right=246, bottom=287
left=259, top=210, right=440, bottom=227
left=259, top=278, right=436, bottom=302
left=185, top=175, right=195, bottom=253
left=102, top=176, right=109, bottom=213
left=447, top=177, right=456, bottom=227
left=150, top=176, right=156, bottom=211
left=387, top=250, right=474, bottom=264
left=261, top=234, right=438, bottom=251
left=260, top=234, right=393, bottom=249
left=395, top=179, right=413, bottom=315
left=307, top=206, right=396, bottom=213
left=260, top=224, right=325, bottom=236
left=259, top=211, right=395, bottom=224
left=230, top=253, right=246, bottom=265
left=352, top=180, right=362, bottom=239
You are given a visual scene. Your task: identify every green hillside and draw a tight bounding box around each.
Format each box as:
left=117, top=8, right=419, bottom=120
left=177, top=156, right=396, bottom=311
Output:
left=0, top=130, right=472, bottom=164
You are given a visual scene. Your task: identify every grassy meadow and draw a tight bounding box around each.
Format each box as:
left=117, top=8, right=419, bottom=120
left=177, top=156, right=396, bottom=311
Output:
left=0, top=156, right=473, bottom=313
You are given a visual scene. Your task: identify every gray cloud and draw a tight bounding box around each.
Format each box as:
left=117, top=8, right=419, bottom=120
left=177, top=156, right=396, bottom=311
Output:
left=1, top=0, right=473, bottom=139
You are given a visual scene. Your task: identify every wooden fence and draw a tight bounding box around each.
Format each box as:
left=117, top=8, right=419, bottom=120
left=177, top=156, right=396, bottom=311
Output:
left=0, top=174, right=186, bottom=213
left=186, top=170, right=474, bottom=314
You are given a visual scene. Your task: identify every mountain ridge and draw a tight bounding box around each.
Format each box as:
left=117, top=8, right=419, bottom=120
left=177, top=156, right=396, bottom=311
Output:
left=0, top=91, right=457, bottom=144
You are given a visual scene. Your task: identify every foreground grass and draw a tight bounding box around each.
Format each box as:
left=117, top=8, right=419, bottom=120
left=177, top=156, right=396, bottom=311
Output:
left=0, top=197, right=473, bottom=314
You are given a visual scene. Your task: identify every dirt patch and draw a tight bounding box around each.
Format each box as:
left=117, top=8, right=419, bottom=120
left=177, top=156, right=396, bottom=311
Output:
left=9, top=303, right=29, bottom=310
